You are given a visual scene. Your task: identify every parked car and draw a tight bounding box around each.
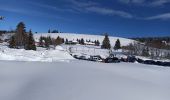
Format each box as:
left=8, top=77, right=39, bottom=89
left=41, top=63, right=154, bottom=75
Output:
left=105, top=57, right=120, bottom=63
left=163, top=62, right=170, bottom=67
left=73, top=55, right=79, bottom=59
left=155, top=61, right=164, bottom=66
left=127, top=56, right=136, bottom=63
left=79, top=56, right=87, bottom=60
left=120, top=57, right=127, bottom=62
left=137, top=58, right=144, bottom=63
left=89, top=55, right=103, bottom=62
left=144, top=60, right=156, bottom=65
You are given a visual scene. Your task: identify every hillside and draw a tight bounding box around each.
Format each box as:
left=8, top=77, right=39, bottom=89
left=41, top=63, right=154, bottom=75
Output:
left=34, top=33, right=134, bottom=46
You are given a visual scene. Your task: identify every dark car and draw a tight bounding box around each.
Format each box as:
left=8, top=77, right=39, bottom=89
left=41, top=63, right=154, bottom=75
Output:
left=73, top=55, right=78, bottom=59
left=120, top=57, right=127, bottom=62
left=163, top=62, right=170, bottom=67
left=155, top=61, right=164, bottom=66
left=144, top=60, right=156, bottom=65
left=137, top=58, right=144, bottom=63
left=105, top=57, right=120, bottom=63
left=89, top=55, right=103, bottom=62
left=127, top=56, right=137, bottom=63
left=79, top=56, right=87, bottom=60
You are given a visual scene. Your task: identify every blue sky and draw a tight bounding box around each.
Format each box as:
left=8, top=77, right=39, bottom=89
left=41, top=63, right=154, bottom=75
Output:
left=0, top=0, right=170, bottom=37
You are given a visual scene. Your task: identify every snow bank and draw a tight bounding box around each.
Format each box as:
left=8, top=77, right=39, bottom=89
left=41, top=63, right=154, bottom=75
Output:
left=0, top=45, right=74, bottom=62
left=0, top=61, right=170, bottom=100
left=55, top=45, right=64, bottom=51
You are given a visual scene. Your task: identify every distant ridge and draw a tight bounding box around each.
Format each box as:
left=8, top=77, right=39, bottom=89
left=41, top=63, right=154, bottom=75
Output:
left=34, top=33, right=134, bottom=46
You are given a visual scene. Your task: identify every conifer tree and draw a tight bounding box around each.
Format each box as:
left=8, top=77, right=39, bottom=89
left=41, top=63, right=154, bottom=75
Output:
left=65, top=38, right=69, bottom=44
left=45, top=37, right=50, bottom=49
left=55, top=36, right=62, bottom=45
left=95, top=40, right=100, bottom=46
left=14, top=22, right=27, bottom=48
left=8, top=22, right=29, bottom=49
left=26, top=30, right=36, bottom=50
left=62, top=38, right=65, bottom=44
left=48, top=29, right=51, bottom=33
left=39, top=36, right=44, bottom=47
left=80, top=38, right=85, bottom=45
left=114, top=39, right=121, bottom=50
left=9, top=36, right=16, bottom=48
left=101, top=33, right=111, bottom=49
left=47, top=36, right=52, bottom=45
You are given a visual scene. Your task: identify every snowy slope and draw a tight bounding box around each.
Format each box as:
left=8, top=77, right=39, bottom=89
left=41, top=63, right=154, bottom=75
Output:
left=0, top=33, right=14, bottom=41
left=0, top=44, right=74, bottom=62
left=34, top=33, right=134, bottom=46
left=0, top=61, right=170, bottom=100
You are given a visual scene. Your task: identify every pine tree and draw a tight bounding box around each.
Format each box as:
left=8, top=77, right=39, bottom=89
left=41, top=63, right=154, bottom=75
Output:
left=45, top=37, right=50, bottom=49
left=55, top=36, right=62, bottom=45
left=39, top=36, right=44, bottom=47
left=14, top=22, right=27, bottom=48
left=94, top=40, right=100, bottom=46
left=78, top=39, right=81, bottom=44
left=9, top=36, right=16, bottom=48
left=62, top=38, right=65, bottom=44
left=80, top=38, right=85, bottom=45
left=47, top=36, right=52, bottom=45
left=65, top=38, right=69, bottom=44
left=25, top=30, right=36, bottom=50
left=114, top=39, right=121, bottom=50
left=101, top=33, right=111, bottom=49
left=48, top=29, right=51, bottom=33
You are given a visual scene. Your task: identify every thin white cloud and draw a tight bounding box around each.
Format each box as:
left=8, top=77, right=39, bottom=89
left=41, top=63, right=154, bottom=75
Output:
left=68, top=0, right=133, bottom=18
left=0, top=4, right=67, bottom=21
left=146, top=13, right=170, bottom=20
left=150, top=0, right=170, bottom=6
left=118, top=0, right=170, bottom=6
left=70, top=0, right=99, bottom=7
left=86, top=7, right=133, bottom=18
left=28, top=1, right=77, bottom=13
left=0, top=5, right=31, bottom=14
left=119, top=0, right=145, bottom=4
left=0, top=0, right=134, bottom=19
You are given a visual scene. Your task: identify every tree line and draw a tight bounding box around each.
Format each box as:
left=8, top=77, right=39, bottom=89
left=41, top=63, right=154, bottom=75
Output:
left=122, top=42, right=170, bottom=60
left=132, top=37, right=170, bottom=50
left=8, top=22, right=121, bottom=51
left=39, top=36, right=64, bottom=49
left=101, top=33, right=121, bottom=50
left=9, top=22, right=36, bottom=50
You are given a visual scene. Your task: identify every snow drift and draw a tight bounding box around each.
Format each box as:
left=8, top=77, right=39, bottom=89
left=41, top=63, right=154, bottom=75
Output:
left=0, top=45, right=74, bottom=62
left=0, top=61, right=170, bottom=100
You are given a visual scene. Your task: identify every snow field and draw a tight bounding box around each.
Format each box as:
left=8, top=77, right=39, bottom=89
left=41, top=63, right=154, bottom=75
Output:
left=0, top=45, right=74, bottom=62
left=34, top=33, right=134, bottom=46
left=0, top=61, right=170, bottom=100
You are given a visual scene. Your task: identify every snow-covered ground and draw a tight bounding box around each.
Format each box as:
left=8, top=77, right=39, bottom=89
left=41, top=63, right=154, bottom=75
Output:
left=0, top=43, right=74, bottom=62
left=62, top=45, right=110, bottom=59
left=0, top=33, right=169, bottom=100
left=0, top=60, right=170, bottom=100
left=34, top=33, right=134, bottom=46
